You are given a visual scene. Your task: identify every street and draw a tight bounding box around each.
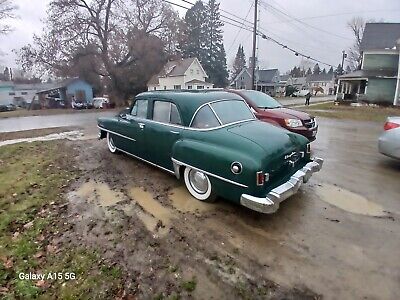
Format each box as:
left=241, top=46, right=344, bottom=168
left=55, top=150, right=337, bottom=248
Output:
left=1, top=112, right=399, bottom=299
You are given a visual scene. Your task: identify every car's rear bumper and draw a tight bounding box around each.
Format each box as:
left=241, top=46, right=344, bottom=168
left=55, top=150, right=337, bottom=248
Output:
left=378, top=130, right=400, bottom=159
left=240, top=157, right=323, bottom=213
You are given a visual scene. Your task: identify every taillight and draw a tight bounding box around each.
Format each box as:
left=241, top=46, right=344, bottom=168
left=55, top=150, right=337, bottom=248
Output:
left=256, top=171, right=264, bottom=186
left=384, top=122, right=400, bottom=131
left=256, top=171, right=269, bottom=186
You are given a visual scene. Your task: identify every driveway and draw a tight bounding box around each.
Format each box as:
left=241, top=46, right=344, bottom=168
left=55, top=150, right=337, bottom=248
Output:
left=1, top=114, right=399, bottom=299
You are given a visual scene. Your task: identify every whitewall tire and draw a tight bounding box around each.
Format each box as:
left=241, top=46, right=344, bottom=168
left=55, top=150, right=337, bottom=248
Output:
left=183, top=167, right=216, bottom=202
left=107, top=132, right=118, bottom=153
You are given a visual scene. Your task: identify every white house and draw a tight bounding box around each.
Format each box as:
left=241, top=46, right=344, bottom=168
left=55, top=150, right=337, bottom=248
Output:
left=147, top=57, right=213, bottom=91
left=306, top=73, right=335, bottom=95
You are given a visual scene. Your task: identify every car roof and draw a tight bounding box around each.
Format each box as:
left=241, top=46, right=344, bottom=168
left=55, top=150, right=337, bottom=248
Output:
left=136, top=90, right=243, bottom=126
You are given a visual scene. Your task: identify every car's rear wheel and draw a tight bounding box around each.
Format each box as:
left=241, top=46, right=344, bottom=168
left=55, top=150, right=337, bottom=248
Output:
left=183, top=167, right=216, bottom=202
left=107, top=132, right=118, bottom=153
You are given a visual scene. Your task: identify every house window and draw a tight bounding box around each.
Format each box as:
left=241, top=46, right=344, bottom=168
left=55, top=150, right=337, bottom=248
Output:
left=187, top=85, right=192, bottom=89
left=21, top=92, right=28, bottom=95
left=190, top=69, right=193, bottom=74
left=173, top=85, right=181, bottom=90
left=196, top=69, right=200, bottom=74
left=164, top=86, right=167, bottom=90
left=153, top=87, right=156, bottom=90
left=9, top=92, right=15, bottom=96
left=197, top=85, right=204, bottom=90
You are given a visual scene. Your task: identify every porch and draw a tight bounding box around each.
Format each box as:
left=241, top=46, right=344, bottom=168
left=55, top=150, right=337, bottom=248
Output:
left=336, top=78, right=368, bottom=102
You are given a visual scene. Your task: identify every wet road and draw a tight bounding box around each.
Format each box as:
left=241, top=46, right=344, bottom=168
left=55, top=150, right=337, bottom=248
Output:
left=0, top=110, right=116, bottom=133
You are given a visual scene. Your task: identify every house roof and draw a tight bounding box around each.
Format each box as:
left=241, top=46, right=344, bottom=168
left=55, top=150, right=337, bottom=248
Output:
left=257, top=68, right=279, bottom=83
left=185, top=79, right=211, bottom=85
left=307, top=73, right=334, bottom=82
left=290, top=77, right=307, bottom=85
left=360, top=23, right=400, bottom=51
left=279, top=75, right=290, bottom=82
left=339, top=69, right=397, bottom=79
left=37, top=78, right=88, bottom=93
left=148, top=57, right=200, bottom=86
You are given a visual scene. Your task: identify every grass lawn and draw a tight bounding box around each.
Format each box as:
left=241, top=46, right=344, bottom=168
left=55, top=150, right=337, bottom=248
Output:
left=0, top=141, right=123, bottom=299
left=299, top=102, right=400, bottom=122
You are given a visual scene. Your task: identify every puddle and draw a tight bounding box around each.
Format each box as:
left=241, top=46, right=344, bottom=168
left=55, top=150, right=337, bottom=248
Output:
left=129, top=187, right=173, bottom=236
left=168, top=186, right=213, bottom=214
left=0, top=130, right=84, bottom=147
left=75, top=180, right=124, bottom=207
left=315, top=184, right=386, bottom=216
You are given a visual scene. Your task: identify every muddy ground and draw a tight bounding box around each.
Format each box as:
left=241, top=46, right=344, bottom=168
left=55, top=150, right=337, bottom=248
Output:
left=3, top=116, right=400, bottom=299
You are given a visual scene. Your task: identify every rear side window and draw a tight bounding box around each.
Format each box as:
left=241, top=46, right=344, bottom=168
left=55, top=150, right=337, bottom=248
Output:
left=131, top=99, right=148, bottom=118
left=191, top=105, right=220, bottom=129
left=210, top=100, right=254, bottom=124
left=153, top=101, right=182, bottom=125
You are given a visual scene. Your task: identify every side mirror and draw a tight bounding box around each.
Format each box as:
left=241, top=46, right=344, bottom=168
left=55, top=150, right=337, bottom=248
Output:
left=118, top=107, right=130, bottom=119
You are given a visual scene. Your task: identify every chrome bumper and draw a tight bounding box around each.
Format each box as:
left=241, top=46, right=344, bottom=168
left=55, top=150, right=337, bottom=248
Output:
left=240, top=157, right=324, bottom=214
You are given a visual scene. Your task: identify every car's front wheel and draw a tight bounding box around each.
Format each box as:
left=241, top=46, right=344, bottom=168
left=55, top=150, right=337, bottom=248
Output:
left=183, top=167, right=216, bottom=202
left=107, top=132, right=118, bottom=153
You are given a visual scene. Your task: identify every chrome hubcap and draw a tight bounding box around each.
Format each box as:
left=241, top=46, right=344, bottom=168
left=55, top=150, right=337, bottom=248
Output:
left=109, top=136, right=116, bottom=150
left=189, top=169, right=208, bottom=194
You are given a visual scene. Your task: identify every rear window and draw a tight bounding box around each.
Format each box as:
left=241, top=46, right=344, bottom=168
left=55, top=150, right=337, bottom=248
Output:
left=191, top=100, right=254, bottom=129
left=210, top=100, right=254, bottom=124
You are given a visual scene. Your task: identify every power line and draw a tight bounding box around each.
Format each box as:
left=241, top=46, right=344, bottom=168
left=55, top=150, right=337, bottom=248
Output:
left=259, top=0, right=352, bottom=41
left=226, top=3, right=253, bottom=55
left=162, top=0, right=336, bottom=67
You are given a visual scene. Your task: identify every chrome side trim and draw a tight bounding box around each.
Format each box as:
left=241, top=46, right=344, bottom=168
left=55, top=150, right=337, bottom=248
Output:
left=97, top=126, right=136, bottom=142
left=240, top=157, right=324, bottom=214
left=172, top=158, right=248, bottom=188
left=116, top=147, right=175, bottom=175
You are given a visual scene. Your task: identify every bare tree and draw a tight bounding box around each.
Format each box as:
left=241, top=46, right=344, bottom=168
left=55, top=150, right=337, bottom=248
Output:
left=15, top=0, right=181, bottom=101
left=347, top=17, right=366, bottom=70
left=0, top=0, right=17, bottom=34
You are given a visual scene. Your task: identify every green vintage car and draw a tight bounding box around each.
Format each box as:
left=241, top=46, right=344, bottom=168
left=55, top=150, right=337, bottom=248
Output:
left=97, top=91, right=323, bottom=213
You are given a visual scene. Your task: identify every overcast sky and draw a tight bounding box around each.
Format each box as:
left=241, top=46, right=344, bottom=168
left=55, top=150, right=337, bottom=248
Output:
left=0, top=0, right=399, bottom=74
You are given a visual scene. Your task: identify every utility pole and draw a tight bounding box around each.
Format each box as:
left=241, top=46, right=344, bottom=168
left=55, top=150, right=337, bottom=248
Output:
left=341, top=50, right=347, bottom=75
left=251, top=0, right=258, bottom=90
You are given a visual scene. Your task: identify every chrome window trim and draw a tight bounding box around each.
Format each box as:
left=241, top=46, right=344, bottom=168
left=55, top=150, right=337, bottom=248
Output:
left=97, top=126, right=136, bottom=142
left=208, top=104, right=223, bottom=125
left=172, top=158, right=248, bottom=188
left=189, top=99, right=256, bottom=128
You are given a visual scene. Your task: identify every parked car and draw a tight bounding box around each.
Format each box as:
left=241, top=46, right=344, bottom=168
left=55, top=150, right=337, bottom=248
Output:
left=72, top=100, right=91, bottom=109
left=292, top=89, right=310, bottom=97
left=93, top=97, right=110, bottom=109
left=0, top=103, right=17, bottom=112
left=228, top=90, right=318, bottom=141
left=378, top=116, right=400, bottom=160
left=97, top=91, right=323, bottom=213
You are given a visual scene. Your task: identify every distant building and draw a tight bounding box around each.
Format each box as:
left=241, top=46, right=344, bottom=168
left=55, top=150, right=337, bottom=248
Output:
left=147, top=57, right=213, bottom=91
left=307, top=73, right=335, bottom=95
left=337, top=23, right=400, bottom=105
left=231, top=68, right=280, bottom=96
left=0, top=78, right=93, bottom=107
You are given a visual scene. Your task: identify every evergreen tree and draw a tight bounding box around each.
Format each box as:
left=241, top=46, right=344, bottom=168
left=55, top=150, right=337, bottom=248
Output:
left=321, top=68, right=327, bottom=74
left=335, top=64, right=343, bottom=76
left=306, top=67, right=312, bottom=75
left=204, top=0, right=228, bottom=87
left=232, top=44, right=246, bottom=80
left=180, top=1, right=207, bottom=62
left=328, top=66, right=334, bottom=74
left=313, top=63, right=321, bottom=75
left=346, top=65, right=352, bottom=73
left=3, top=67, right=11, bottom=81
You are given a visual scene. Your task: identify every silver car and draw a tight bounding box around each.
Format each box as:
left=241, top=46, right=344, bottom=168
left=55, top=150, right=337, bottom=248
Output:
left=378, top=116, right=400, bottom=159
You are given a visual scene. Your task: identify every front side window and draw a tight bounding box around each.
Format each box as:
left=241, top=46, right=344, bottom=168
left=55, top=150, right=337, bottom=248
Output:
left=191, top=105, right=220, bottom=129
left=153, top=101, right=182, bottom=125
left=131, top=99, right=148, bottom=118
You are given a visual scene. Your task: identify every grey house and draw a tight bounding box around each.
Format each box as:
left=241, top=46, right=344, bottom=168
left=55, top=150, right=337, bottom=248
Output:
left=231, top=68, right=280, bottom=96
left=337, top=23, right=400, bottom=105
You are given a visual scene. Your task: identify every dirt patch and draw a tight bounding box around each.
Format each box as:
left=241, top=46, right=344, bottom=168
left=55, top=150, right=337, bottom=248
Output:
left=60, top=138, right=320, bottom=299
left=0, top=126, right=81, bottom=141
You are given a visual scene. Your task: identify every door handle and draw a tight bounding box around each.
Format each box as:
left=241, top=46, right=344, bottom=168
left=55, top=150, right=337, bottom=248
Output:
left=138, top=123, right=145, bottom=129
left=170, top=130, right=179, bottom=134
